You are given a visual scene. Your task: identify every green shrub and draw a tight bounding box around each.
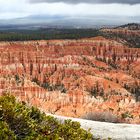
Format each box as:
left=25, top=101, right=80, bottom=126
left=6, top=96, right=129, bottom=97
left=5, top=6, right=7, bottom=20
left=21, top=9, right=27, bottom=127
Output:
left=121, top=112, right=133, bottom=119
left=0, top=121, right=16, bottom=140
left=0, top=94, right=92, bottom=140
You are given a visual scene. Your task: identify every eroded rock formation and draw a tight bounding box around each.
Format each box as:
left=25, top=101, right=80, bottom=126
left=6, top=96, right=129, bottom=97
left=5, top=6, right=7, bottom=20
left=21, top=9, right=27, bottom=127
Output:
left=0, top=37, right=140, bottom=123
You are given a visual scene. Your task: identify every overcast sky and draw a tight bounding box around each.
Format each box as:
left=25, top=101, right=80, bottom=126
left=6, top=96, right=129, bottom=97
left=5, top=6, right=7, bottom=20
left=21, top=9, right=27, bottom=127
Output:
left=0, top=0, right=140, bottom=19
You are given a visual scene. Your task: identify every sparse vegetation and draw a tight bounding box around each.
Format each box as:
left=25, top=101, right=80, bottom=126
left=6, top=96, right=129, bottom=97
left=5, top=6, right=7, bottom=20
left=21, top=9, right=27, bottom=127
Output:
left=89, top=82, right=104, bottom=97
left=32, top=77, right=67, bottom=93
left=82, top=112, right=119, bottom=123
left=121, top=112, right=133, bottom=119
left=123, top=83, right=140, bottom=102
left=15, top=75, right=20, bottom=82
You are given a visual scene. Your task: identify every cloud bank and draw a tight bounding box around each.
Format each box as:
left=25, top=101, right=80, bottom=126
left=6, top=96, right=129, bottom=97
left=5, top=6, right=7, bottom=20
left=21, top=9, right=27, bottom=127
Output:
left=0, top=0, right=139, bottom=22
left=29, top=0, right=140, bottom=5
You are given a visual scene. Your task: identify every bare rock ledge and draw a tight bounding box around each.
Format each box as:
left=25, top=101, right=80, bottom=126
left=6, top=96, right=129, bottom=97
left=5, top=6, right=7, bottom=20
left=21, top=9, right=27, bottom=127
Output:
left=47, top=114, right=140, bottom=140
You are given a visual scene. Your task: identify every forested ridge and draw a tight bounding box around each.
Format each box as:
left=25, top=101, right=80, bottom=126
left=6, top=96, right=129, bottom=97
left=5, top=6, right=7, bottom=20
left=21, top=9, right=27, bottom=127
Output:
left=0, top=28, right=99, bottom=41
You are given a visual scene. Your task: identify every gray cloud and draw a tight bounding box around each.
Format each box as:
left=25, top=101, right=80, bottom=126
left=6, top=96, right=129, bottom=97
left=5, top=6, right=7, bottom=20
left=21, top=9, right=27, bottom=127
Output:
left=29, top=0, right=140, bottom=4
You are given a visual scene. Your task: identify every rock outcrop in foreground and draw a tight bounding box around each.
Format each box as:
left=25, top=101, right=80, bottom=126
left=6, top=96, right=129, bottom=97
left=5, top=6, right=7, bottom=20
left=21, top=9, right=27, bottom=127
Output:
left=0, top=37, right=140, bottom=124
left=49, top=114, right=140, bottom=140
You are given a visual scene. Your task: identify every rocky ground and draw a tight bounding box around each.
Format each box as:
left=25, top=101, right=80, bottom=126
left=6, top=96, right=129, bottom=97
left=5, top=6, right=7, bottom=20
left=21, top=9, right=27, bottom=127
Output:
left=48, top=114, right=140, bottom=140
